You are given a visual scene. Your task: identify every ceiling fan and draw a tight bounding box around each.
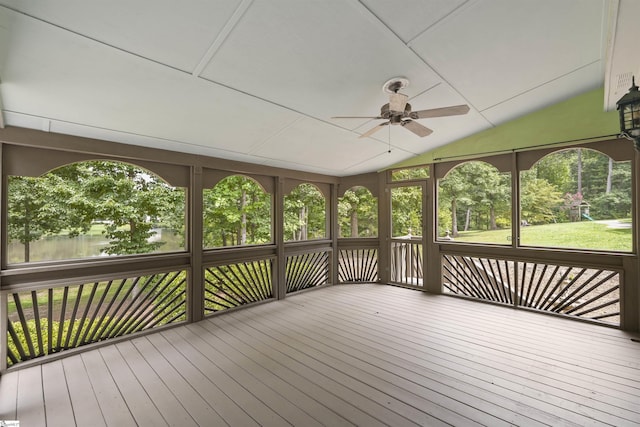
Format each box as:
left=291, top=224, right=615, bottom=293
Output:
left=333, top=77, right=470, bottom=138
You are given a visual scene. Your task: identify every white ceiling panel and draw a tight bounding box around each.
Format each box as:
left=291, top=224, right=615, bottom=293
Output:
left=410, top=0, right=606, bottom=111
left=200, top=0, right=442, bottom=120
left=360, top=0, right=468, bottom=43
left=0, top=0, right=242, bottom=72
left=482, top=61, right=604, bottom=126
left=251, top=117, right=411, bottom=175
left=0, top=1, right=620, bottom=176
left=0, top=9, right=301, bottom=155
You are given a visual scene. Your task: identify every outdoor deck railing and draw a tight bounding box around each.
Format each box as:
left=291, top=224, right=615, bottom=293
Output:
left=442, top=250, right=621, bottom=326
left=337, top=247, right=378, bottom=283
left=285, top=248, right=331, bottom=293
left=5, top=268, right=187, bottom=367
left=204, top=256, right=274, bottom=314
left=391, top=238, right=423, bottom=287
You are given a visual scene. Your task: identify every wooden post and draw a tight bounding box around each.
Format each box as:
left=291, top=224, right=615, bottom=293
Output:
left=275, top=176, right=286, bottom=299
left=377, top=172, right=390, bottom=284
left=330, top=183, right=338, bottom=286
left=425, top=169, right=441, bottom=293
left=188, top=165, right=204, bottom=323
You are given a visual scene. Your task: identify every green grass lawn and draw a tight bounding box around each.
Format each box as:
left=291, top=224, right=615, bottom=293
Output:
left=450, top=220, right=632, bottom=252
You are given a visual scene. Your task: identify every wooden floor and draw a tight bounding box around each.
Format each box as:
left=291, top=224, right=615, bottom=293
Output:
left=1, top=284, right=640, bottom=427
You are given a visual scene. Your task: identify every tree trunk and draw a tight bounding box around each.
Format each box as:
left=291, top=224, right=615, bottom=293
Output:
left=451, top=198, right=458, bottom=237
left=464, top=208, right=471, bottom=231
left=240, top=189, right=247, bottom=245
left=23, top=200, right=31, bottom=262
left=350, top=209, right=358, bottom=237
left=606, top=157, right=613, bottom=193
left=577, top=148, right=583, bottom=195
left=489, top=206, right=497, bottom=230
left=299, top=205, right=307, bottom=240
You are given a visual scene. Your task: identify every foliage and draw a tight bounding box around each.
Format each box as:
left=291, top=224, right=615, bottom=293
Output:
left=438, top=161, right=511, bottom=238
left=79, top=161, right=185, bottom=255
left=8, top=175, right=92, bottom=261
left=519, top=171, right=563, bottom=224
left=590, top=191, right=632, bottom=219
left=391, top=166, right=429, bottom=181
left=284, top=183, right=326, bottom=241
left=7, top=160, right=186, bottom=261
left=338, top=186, right=378, bottom=238
left=203, top=176, right=271, bottom=247
left=391, top=186, right=422, bottom=237
left=8, top=317, right=107, bottom=366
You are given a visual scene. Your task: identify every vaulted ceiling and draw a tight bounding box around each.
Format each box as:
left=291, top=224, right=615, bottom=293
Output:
left=0, top=1, right=631, bottom=176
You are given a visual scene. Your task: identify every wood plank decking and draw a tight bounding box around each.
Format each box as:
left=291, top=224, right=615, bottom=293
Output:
left=1, top=283, right=639, bottom=426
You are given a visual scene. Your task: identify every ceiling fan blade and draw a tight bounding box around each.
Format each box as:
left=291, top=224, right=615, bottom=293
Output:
left=410, top=104, right=470, bottom=119
left=358, top=122, right=389, bottom=138
left=401, top=120, right=433, bottom=137
left=332, top=116, right=384, bottom=119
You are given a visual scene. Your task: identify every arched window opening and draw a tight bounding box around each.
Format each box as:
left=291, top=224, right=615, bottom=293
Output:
left=520, top=148, right=632, bottom=252
left=338, top=186, right=378, bottom=238
left=203, top=175, right=272, bottom=248
left=7, top=160, right=186, bottom=264
left=437, top=161, right=512, bottom=244
left=284, top=183, right=326, bottom=241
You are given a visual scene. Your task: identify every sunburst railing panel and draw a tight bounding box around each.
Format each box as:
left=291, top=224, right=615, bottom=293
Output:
left=286, top=250, right=330, bottom=293
left=517, top=262, right=620, bottom=325
left=204, top=258, right=274, bottom=314
left=6, top=270, right=187, bottom=367
left=337, top=248, right=378, bottom=283
left=442, top=254, right=515, bottom=305
left=441, top=253, right=620, bottom=326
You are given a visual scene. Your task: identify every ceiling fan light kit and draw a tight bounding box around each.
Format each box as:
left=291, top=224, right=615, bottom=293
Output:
left=334, top=77, right=470, bottom=139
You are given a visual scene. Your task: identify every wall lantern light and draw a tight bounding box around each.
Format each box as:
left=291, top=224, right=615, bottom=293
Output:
left=616, top=76, right=640, bottom=151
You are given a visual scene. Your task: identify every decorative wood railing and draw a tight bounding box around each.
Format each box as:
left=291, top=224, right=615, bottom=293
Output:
left=391, top=238, right=423, bottom=286
left=6, top=269, right=187, bottom=367
left=204, top=257, right=274, bottom=313
left=337, top=248, right=378, bottom=283
left=442, top=252, right=620, bottom=326
left=285, top=248, right=331, bottom=293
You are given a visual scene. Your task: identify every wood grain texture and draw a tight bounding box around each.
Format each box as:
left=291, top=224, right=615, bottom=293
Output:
left=1, top=284, right=639, bottom=426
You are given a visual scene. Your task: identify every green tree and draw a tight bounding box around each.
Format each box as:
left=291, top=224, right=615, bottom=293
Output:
left=8, top=161, right=186, bottom=261
left=8, top=174, right=91, bottom=262
left=391, top=186, right=422, bottom=237
left=438, top=169, right=468, bottom=237
left=284, top=184, right=326, bottom=241
left=520, top=171, right=563, bottom=224
left=78, top=161, right=183, bottom=255
left=203, top=176, right=271, bottom=247
left=338, top=186, right=377, bottom=238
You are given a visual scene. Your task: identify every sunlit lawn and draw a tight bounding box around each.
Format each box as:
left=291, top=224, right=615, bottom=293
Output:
left=450, top=219, right=632, bottom=252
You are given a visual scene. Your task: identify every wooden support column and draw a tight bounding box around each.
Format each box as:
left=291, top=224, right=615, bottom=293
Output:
left=424, top=170, right=441, bottom=293
left=188, top=165, right=204, bottom=323
left=378, top=171, right=390, bottom=283
left=623, top=149, right=640, bottom=332
left=0, top=143, right=7, bottom=371
left=330, top=183, right=338, bottom=286
left=275, top=176, right=286, bottom=299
